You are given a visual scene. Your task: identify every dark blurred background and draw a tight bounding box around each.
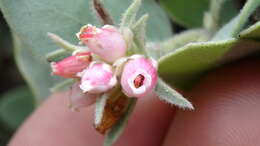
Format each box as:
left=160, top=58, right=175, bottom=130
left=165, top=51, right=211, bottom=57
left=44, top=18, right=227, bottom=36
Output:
left=0, top=13, right=24, bottom=94
left=0, top=12, right=34, bottom=146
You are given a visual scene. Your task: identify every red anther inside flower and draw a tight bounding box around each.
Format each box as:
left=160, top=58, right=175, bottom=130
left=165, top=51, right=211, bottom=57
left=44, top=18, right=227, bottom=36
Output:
left=134, top=74, right=145, bottom=88
left=121, top=55, right=158, bottom=98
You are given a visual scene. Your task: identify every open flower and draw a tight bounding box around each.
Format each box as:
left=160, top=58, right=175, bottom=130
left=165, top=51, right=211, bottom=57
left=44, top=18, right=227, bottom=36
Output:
left=51, top=52, right=92, bottom=78
left=120, top=55, right=158, bottom=98
left=79, top=62, right=117, bottom=93
left=77, top=24, right=127, bottom=63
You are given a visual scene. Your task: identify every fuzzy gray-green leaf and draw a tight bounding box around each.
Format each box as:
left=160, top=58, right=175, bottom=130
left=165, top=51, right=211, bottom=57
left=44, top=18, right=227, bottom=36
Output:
left=132, top=14, right=149, bottom=53
left=219, top=39, right=260, bottom=64
left=0, top=0, right=97, bottom=102
left=212, top=16, right=240, bottom=40
left=240, top=21, right=260, bottom=39
left=104, top=98, right=137, bottom=146
left=104, top=0, right=172, bottom=41
left=204, top=0, right=226, bottom=33
left=159, top=29, right=208, bottom=58
left=13, top=34, right=58, bottom=103
left=158, top=39, right=236, bottom=88
left=155, top=78, right=193, bottom=109
left=46, top=49, right=70, bottom=62
left=146, top=29, right=208, bottom=60
left=120, top=0, right=141, bottom=28
left=230, top=0, right=260, bottom=36
left=47, top=33, right=81, bottom=52
left=213, top=0, right=260, bottom=40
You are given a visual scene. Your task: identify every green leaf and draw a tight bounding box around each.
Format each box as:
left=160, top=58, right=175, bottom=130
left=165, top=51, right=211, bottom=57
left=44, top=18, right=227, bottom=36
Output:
left=159, top=0, right=209, bottom=28
left=213, top=0, right=260, bottom=40
left=0, top=0, right=171, bottom=103
left=204, top=0, right=226, bottom=33
left=158, top=39, right=260, bottom=89
left=205, top=0, right=237, bottom=33
left=132, top=14, right=149, bottom=53
left=120, top=0, right=141, bottom=28
left=46, top=49, right=70, bottom=62
left=230, top=0, right=260, bottom=36
left=240, top=21, right=260, bottom=39
left=13, top=35, right=60, bottom=103
left=47, top=33, right=84, bottom=52
left=0, top=0, right=97, bottom=102
left=95, top=93, right=109, bottom=126
left=220, top=39, right=260, bottom=63
left=158, top=39, right=236, bottom=88
left=212, top=16, right=240, bottom=40
left=0, top=86, right=35, bottom=130
left=46, top=33, right=87, bottom=62
left=160, top=0, right=238, bottom=28
left=155, top=78, right=193, bottom=109
left=219, top=0, right=238, bottom=26
left=147, top=29, right=208, bottom=60
left=104, top=98, right=137, bottom=146
left=104, top=0, right=172, bottom=41
left=157, top=1, right=259, bottom=89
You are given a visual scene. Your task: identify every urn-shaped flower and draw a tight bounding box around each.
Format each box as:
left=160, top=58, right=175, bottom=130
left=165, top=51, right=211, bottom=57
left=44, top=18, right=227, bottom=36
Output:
left=77, top=25, right=127, bottom=63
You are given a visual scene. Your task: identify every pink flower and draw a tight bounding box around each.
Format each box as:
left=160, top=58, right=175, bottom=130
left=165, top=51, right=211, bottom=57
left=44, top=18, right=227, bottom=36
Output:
left=120, top=55, right=158, bottom=98
left=68, top=82, right=99, bottom=111
left=77, top=24, right=127, bottom=63
left=51, top=52, right=92, bottom=78
left=79, top=62, right=117, bottom=93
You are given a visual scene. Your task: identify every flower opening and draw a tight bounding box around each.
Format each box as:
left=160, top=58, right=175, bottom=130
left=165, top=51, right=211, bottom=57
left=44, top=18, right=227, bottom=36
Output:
left=121, top=56, right=158, bottom=98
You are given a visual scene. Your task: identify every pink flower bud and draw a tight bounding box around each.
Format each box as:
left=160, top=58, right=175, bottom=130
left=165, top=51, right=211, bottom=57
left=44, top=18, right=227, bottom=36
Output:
left=77, top=24, right=127, bottom=63
left=120, top=56, right=158, bottom=98
left=79, top=62, right=117, bottom=93
left=51, top=52, right=92, bottom=78
left=68, top=82, right=98, bottom=111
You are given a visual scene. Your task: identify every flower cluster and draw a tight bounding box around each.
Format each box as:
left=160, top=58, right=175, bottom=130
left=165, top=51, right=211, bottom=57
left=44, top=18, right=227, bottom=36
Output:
left=50, top=24, right=158, bottom=110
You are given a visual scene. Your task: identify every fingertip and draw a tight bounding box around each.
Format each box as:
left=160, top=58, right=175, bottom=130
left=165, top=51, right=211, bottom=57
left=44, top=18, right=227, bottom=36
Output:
left=163, top=58, right=260, bottom=146
left=9, top=92, right=103, bottom=146
left=9, top=91, right=175, bottom=146
left=115, top=96, right=175, bottom=146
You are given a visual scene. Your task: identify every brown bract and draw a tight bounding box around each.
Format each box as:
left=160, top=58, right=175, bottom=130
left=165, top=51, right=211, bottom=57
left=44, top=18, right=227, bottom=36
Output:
left=95, top=94, right=130, bottom=134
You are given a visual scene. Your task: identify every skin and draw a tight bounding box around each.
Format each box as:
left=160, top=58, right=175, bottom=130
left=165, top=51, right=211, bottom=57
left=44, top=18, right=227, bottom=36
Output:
left=9, top=57, right=260, bottom=146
